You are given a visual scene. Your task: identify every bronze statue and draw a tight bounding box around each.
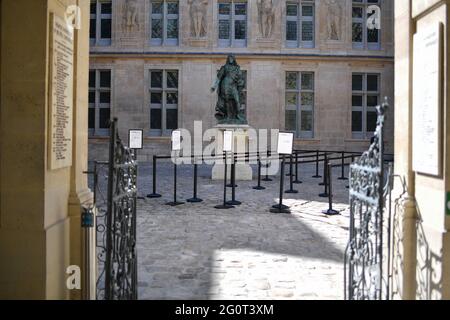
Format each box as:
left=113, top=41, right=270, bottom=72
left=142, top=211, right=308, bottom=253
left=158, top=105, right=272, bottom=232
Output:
left=211, top=54, right=247, bottom=125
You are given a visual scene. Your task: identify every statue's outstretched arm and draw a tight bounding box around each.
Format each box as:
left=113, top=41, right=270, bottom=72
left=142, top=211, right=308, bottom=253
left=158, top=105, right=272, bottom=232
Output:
left=211, top=78, right=220, bottom=92
left=211, top=67, right=225, bottom=92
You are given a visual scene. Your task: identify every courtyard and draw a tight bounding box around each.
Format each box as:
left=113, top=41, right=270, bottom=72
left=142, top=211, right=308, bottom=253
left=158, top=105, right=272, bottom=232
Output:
left=96, top=160, right=353, bottom=300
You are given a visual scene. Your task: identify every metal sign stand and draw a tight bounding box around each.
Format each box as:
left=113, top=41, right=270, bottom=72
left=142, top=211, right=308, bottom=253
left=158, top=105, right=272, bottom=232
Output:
left=166, top=131, right=184, bottom=207
left=187, top=156, right=203, bottom=203
left=270, top=132, right=294, bottom=214
left=215, top=131, right=235, bottom=209
left=215, top=151, right=234, bottom=210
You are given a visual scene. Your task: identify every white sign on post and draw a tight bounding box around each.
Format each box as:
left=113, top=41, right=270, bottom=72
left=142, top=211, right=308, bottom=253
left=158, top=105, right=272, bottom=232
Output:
left=129, top=129, right=143, bottom=149
left=223, top=131, right=233, bottom=152
left=172, top=130, right=182, bottom=151
left=412, top=22, right=442, bottom=176
left=277, top=132, right=294, bottom=155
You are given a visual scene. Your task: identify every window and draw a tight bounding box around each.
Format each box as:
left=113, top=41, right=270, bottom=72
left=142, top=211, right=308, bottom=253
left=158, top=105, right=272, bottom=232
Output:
left=352, top=0, right=380, bottom=50
left=90, top=0, right=112, bottom=46
left=89, top=70, right=112, bottom=136
left=286, top=1, right=315, bottom=48
left=285, top=72, right=314, bottom=138
left=218, top=1, right=247, bottom=47
left=352, top=73, right=380, bottom=139
left=151, top=1, right=179, bottom=46
left=149, top=70, right=179, bottom=136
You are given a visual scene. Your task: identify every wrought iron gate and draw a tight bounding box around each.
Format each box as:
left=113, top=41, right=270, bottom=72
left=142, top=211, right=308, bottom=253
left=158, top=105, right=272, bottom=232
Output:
left=344, top=99, right=392, bottom=300
left=103, top=118, right=138, bottom=300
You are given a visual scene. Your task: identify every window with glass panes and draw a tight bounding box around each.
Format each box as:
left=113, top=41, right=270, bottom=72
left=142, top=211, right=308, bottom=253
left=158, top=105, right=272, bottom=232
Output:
left=352, top=0, right=380, bottom=50
left=89, top=70, right=112, bottom=136
left=150, top=1, right=179, bottom=46
left=286, top=1, right=315, bottom=48
left=90, top=0, right=112, bottom=46
left=149, top=70, right=179, bottom=136
left=352, top=73, right=380, bottom=139
left=285, top=72, right=315, bottom=138
left=218, top=1, right=247, bottom=47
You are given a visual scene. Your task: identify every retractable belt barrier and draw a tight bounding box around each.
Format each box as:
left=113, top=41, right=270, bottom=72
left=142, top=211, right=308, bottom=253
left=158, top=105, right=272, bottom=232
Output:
left=142, top=149, right=396, bottom=213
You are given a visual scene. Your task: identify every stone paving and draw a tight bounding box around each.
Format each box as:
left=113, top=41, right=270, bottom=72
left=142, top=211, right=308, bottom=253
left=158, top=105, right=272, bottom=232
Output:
left=130, top=158, right=351, bottom=300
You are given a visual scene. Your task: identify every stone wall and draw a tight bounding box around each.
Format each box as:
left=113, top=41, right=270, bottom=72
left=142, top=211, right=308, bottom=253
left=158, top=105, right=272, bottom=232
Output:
left=89, top=0, right=395, bottom=161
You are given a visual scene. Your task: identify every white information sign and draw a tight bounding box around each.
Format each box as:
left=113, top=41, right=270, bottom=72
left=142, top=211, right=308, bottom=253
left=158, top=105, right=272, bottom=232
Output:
left=172, top=130, right=182, bottom=151
left=412, top=22, right=442, bottom=176
left=277, top=132, right=294, bottom=155
left=129, top=129, right=143, bottom=149
left=223, top=131, right=233, bottom=152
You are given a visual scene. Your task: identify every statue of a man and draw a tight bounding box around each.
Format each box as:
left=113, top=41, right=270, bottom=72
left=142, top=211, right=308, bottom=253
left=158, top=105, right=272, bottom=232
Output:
left=326, top=0, right=342, bottom=40
left=188, top=0, right=208, bottom=38
left=257, top=0, right=275, bottom=38
left=124, top=0, right=138, bottom=32
left=211, top=55, right=247, bottom=125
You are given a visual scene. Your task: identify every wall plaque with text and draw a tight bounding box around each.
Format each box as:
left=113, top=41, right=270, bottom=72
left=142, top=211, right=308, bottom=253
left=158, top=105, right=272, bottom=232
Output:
left=412, top=22, right=442, bottom=176
left=48, top=14, right=74, bottom=170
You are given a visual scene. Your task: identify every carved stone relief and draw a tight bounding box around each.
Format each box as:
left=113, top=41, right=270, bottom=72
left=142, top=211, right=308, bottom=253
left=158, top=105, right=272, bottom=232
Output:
left=123, top=0, right=139, bottom=32
left=257, top=0, right=275, bottom=38
left=188, top=0, right=208, bottom=38
left=325, top=0, right=342, bottom=41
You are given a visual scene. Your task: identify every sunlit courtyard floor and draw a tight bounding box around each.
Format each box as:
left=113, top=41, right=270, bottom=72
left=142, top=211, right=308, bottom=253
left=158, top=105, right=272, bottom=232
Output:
left=134, top=161, right=351, bottom=300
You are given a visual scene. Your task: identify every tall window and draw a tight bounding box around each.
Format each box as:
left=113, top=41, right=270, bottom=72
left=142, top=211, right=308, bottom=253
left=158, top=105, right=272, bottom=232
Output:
left=285, top=72, right=314, bottom=138
left=149, top=70, right=179, bottom=136
left=352, top=0, right=380, bottom=50
left=352, top=73, right=380, bottom=139
left=89, top=70, right=111, bottom=136
left=151, top=1, right=179, bottom=46
left=218, top=1, right=247, bottom=47
left=286, top=1, right=315, bottom=48
left=90, top=0, right=112, bottom=46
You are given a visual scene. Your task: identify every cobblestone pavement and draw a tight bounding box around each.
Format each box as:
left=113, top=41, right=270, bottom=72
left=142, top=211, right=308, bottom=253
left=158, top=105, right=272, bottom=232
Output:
left=129, top=159, right=351, bottom=300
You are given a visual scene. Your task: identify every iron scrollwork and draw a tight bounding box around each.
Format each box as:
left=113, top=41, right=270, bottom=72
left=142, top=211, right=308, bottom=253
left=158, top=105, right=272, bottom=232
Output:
left=345, top=98, right=392, bottom=300
left=103, top=118, right=138, bottom=300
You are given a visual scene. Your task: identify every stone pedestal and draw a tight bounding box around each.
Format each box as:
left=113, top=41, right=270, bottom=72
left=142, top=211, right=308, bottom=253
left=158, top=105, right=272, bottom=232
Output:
left=211, top=125, right=253, bottom=181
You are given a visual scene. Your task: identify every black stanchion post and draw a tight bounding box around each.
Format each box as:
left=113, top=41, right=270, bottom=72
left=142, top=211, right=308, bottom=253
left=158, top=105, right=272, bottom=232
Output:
left=338, top=151, right=348, bottom=180
left=253, top=152, right=265, bottom=190
left=323, top=163, right=339, bottom=215
left=346, top=154, right=356, bottom=189
left=263, top=149, right=272, bottom=182
left=147, top=155, right=162, bottom=198
left=319, top=157, right=329, bottom=198
left=285, top=154, right=298, bottom=194
left=286, top=152, right=292, bottom=176
left=312, top=150, right=322, bottom=178
left=319, top=153, right=327, bottom=186
left=293, top=151, right=302, bottom=184
left=215, top=152, right=234, bottom=209
left=166, top=154, right=184, bottom=206
left=270, top=154, right=290, bottom=214
left=227, top=154, right=241, bottom=205
left=227, top=158, right=237, bottom=188
left=187, top=157, right=203, bottom=203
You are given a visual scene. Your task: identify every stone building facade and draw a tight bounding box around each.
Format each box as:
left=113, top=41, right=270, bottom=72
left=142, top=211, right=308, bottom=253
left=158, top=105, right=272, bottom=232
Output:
left=89, top=0, right=394, bottom=160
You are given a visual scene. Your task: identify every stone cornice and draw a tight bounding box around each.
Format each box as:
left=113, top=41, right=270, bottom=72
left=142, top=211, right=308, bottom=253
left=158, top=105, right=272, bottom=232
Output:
left=89, top=51, right=394, bottom=61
